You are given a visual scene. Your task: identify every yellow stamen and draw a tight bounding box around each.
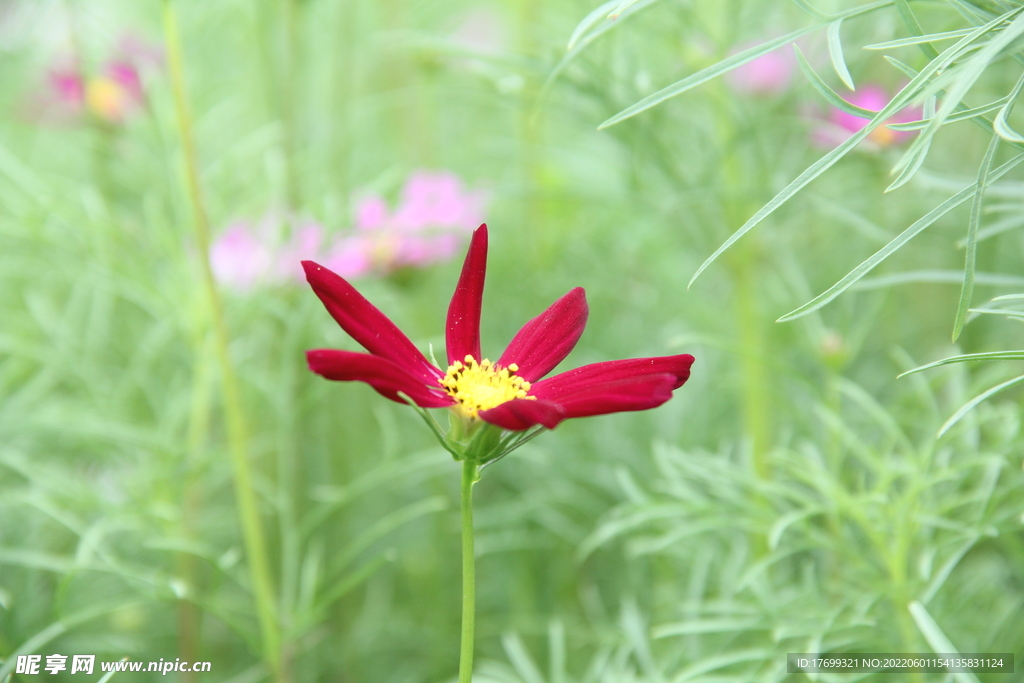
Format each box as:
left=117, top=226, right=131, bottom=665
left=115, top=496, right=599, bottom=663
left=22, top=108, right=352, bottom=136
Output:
left=440, top=355, right=534, bottom=419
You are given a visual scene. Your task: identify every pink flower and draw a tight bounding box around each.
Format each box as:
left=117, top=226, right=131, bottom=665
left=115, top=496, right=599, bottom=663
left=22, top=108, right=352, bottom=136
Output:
left=32, top=33, right=159, bottom=125
left=210, top=213, right=324, bottom=291
left=726, top=44, right=795, bottom=96
left=326, top=171, right=489, bottom=278
left=210, top=223, right=274, bottom=292
left=813, top=85, right=919, bottom=148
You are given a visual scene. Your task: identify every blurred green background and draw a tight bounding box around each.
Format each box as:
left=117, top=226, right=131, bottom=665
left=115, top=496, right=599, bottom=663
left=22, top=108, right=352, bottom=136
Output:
left=2, top=0, right=1024, bottom=681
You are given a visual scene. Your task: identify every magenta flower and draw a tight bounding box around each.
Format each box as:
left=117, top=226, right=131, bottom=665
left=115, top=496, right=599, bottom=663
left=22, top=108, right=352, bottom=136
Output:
left=813, top=84, right=918, bottom=148
left=323, top=171, right=488, bottom=278
left=304, top=225, right=694, bottom=434
left=726, top=44, right=795, bottom=96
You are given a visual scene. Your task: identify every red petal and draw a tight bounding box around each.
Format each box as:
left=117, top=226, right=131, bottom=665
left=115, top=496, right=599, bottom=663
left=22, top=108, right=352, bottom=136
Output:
left=530, top=355, right=695, bottom=417
left=303, top=261, right=442, bottom=384
left=538, top=373, right=678, bottom=418
left=445, top=225, right=487, bottom=365
left=497, top=287, right=589, bottom=382
left=306, top=349, right=455, bottom=408
left=479, top=398, right=566, bottom=431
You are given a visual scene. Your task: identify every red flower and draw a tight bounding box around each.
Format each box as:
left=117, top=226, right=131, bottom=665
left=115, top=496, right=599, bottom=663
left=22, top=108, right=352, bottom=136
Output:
left=303, top=224, right=693, bottom=431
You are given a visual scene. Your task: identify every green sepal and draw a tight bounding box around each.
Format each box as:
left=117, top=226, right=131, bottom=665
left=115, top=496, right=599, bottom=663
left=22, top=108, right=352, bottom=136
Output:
left=396, top=393, right=548, bottom=470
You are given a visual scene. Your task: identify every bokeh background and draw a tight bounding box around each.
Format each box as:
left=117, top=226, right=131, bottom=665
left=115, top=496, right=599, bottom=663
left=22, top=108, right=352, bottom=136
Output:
left=1, top=0, right=1023, bottom=681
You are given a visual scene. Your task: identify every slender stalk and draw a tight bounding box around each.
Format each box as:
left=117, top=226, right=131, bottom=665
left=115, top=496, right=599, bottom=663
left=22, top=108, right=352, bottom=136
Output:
left=458, top=460, right=478, bottom=683
left=161, top=3, right=284, bottom=681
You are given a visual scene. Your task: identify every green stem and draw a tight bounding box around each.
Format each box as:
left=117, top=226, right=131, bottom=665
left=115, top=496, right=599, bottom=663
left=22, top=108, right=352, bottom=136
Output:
left=161, top=3, right=283, bottom=681
left=458, top=460, right=478, bottom=683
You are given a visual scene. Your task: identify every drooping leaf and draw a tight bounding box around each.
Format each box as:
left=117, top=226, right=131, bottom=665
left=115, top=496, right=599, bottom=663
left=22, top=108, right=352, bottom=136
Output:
left=827, top=19, right=856, bottom=90
left=777, top=153, right=1024, bottom=322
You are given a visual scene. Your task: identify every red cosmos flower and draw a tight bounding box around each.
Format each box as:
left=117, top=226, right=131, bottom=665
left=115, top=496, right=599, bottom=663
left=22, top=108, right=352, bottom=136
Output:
left=303, top=224, right=693, bottom=432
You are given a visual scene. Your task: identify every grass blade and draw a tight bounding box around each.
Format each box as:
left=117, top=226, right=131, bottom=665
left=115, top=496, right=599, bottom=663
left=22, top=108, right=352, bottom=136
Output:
left=894, top=0, right=940, bottom=58
left=908, top=601, right=982, bottom=683
left=776, top=153, right=1024, bottom=321
left=992, top=69, right=1024, bottom=142
left=599, top=26, right=818, bottom=129
left=898, top=350, right=1024, bottom=377
left=953, top=133, right=1001, bottom=340
left=542, top=0, right=663, bottom=101
left=794, top=46, right=876, bottom=116
left=892, top=8, right=1024, bottom=176
left=690, top=18, right=1012, bottom=287
left=864, top=28, right=975, bottom=50
left=827, top=19, right=855, bottom=90
left=566, top=0, right=621, bottom=50
left=888, top=96, right=1009, bottom=130
left=885, top=140, right=932, bottom=192
left=598, top=0, right=896, bottom=129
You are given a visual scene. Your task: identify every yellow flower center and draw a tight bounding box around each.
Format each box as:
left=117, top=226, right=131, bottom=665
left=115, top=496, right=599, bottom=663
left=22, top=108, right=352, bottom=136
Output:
left=869, top=124, right=897, bottom=146
left=440, top=355, right=533, bottom=419
left=86, top=78, right=129, bottom=121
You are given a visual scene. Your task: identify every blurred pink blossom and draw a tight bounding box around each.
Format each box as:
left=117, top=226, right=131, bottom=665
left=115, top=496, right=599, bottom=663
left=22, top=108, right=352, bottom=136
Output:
left=210, top=214, right=323, bottom=291
left=32, top=33, right=160, bottom=124
left=324, top=171, right=488, bottom=279
left=726, top=44, right=795, bottom=96
left=211, top=172, right=487, bottom=290
left=812, top=85, right=919, bottom=149
left=210, top=223, right=275, bottom=292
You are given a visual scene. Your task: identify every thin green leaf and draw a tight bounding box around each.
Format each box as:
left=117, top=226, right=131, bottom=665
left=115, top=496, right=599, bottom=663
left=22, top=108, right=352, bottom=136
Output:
left=908, top=601, right=981, bottom=683
left=884, top=54, right=922, bottom=79
left=969, top=306, right=1024, bottom=318
left=332, top=496, right=447, bottom=569
left=607, top=0, right=644, bottom=19
left=853, top=270, right=1024, bottom=289
left=864, top=28, right=976, bottom=50
left=599, top=27, right=815, bottom=129
left=953, top=133, right=1001, bottom=340
left=97, top=666, right=124, bottom=683
left=895, top=0, right=941, bottom=59
left=888, top=94, right=937, bottom=191
left=992, top=69, right=1024, bottom=142
left=318, top=551, right=392, bottom=608
left=0, top=602, right=143, bottom=682
left=898, top=350, right=1024, bottom=377
left=566, top=0, right=620, bottom=50
left=502, top=633, right=546, bottom=683
left=956, top=212, right=1024, bottom=245
left=787, top=0, right=833, bottom=21
left=794, top=46, right=876, bottom=117
left=920, top=537, right=979, bottom=604
left=598, top=0, right=895, bottom=129
left=884, top=55, right=1024, bottom=157
left=827, top=19, right=855, bottom=89
left=541, top=0, right=663, bottom=101
left=938, top=375, right=1024, bottom=437
left=776, top=153, right=1024, bottom=322
left=892, top=8, right=1024, bottom=177
left=690, top=19, right=1009, bottom=287
left=885, top=139, right=932, bottom=192
left=887, top=96, right=1010, bottom=130
left=992, top=292, right=1024, bottom=300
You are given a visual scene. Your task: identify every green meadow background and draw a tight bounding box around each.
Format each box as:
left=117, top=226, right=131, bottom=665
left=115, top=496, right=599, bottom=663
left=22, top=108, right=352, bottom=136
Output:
left=2, top=0, right=1024, bottom=681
